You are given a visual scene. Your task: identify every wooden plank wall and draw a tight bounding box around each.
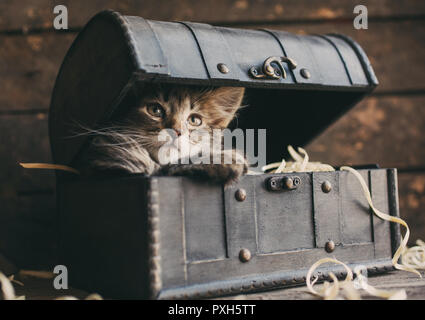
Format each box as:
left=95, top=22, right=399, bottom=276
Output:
left=0, top=0, right=424, bottom=268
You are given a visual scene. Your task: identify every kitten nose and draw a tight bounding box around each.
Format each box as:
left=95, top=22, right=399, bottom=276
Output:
left=170, top=119, right=185, bottom=137
left=173, top=128, right=182, bottom=137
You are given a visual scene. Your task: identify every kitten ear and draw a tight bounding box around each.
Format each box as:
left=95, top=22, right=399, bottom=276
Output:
left=205, top=87, right=245, bottom=128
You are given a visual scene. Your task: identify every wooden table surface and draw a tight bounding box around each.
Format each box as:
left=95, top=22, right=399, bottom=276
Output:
left=224, top=270, right=425, bottom=300
left=9, top=270, right=425, bottom=300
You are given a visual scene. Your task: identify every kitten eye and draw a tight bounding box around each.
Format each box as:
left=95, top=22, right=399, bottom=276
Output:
left=146, top=103, right=165, bottom=118
left=188, top=114, right=202, bottom=126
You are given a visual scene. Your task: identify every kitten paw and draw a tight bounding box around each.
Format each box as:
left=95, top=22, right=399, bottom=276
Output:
left=156, top=150, right=248, bottom=186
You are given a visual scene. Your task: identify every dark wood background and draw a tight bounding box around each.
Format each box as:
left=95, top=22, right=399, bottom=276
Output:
left=1, top=0, right=424, bottom=269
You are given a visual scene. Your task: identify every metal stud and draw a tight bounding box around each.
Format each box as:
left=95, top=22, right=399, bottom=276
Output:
left=235, top=188, right=247, bottom=202
left=266, top=177, right=280, bottom=191
left=293, top=176, right=301, bottom=187
left=300, top=68, right=311, bottom=79
left=239, top=248, right=251, bottom=262
left=325, top=240, right=335, bottom=253
left=283, top=176, right=294, bottom=190
left=249, top=67, right=258, bottom=76
left=321, top=181, right=332, bottom=193
left=217, top=63, right=229, bottom=74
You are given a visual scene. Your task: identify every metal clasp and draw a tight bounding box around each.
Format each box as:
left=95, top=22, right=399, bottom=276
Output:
left=266, top=176, right=301, bottom=191
left=249, top=56, right=297, bottom=80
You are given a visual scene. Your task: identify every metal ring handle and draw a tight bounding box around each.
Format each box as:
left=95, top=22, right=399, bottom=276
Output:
left=249, top=56, right=297, bottom=80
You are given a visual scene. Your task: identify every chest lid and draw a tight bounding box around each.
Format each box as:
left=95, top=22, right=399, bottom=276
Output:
left=49, top=10, right=378, bottom=167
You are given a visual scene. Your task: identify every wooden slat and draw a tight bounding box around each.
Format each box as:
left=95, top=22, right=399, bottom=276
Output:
left=1, top=0, right=425, bottom=32
left=306, top=95, right=425, bottom=169
left=398, top=172, right=425, bottom=246
left=0, top=114, right=56, bottom=269
left=8, top=270, right=425, bottom=300
left=13, top=273, right=89, bottom=300
left=221, top=270, right=425, bottom=300
left=0, top=114, right=54, bottom=193
left=0, top=192, right=57, bottom=269
left=0, top=33, right=75, bottom=111
left=258, top=20, right=425, bottom=94
left=1, top=20, right=424, bottom=112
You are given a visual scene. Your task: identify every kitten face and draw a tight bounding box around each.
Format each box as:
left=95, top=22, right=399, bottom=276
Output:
left=77, top=84, right=247, bottom=180
left=120, top=84, right=245, bottom=162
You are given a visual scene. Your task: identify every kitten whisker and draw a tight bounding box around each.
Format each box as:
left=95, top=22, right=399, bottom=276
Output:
left=74, top=85, right=247, bottom=185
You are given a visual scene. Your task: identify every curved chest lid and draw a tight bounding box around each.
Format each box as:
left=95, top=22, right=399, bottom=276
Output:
left=49, top=10, right=378, bottom=167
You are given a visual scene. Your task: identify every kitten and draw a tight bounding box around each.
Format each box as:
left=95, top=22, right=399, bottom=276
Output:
left=74, top=84, right=248, bottom=185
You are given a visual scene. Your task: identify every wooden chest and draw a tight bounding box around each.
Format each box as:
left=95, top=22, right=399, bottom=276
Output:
left=49, top=11, right=400, bottom=299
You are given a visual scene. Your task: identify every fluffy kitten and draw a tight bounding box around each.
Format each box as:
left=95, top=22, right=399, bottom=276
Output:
left=74, top=84, right=248, bottom=185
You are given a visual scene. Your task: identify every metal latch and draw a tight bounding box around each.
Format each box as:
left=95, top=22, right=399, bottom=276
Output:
left=266, top=176, right=301, bottom=191
left=249, top=56, right=297, bottom=80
